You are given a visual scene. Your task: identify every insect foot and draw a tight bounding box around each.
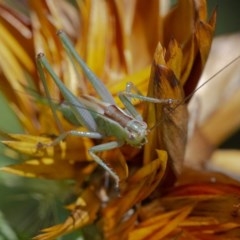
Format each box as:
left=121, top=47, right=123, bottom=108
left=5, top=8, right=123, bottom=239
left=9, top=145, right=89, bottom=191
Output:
left=167, top=98, right=181, bottom=106
left=36, top=141, right=51, bottom=151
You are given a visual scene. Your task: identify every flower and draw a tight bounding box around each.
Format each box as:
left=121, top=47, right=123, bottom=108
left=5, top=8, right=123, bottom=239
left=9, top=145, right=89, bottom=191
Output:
left=1, top=0, right=240, bottom=239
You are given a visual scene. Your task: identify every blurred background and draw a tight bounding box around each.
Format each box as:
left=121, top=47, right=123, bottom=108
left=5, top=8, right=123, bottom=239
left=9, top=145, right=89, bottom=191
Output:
left=0, top=0, right=239, bottom=239
left=207, top=0, right=240, bottom=150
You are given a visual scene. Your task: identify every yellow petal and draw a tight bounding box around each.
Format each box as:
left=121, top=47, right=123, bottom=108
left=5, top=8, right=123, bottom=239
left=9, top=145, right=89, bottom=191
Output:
left=33, top=187, right=100, bottom=240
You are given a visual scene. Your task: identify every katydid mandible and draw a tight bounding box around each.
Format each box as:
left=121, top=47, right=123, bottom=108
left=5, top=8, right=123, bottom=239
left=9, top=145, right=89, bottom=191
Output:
left=36, top=30, right=175, bottom=186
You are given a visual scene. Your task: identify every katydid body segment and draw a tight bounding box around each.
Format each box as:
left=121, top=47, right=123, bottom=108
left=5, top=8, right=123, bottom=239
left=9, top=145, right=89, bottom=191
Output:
left=37, top=31, right=174, bottom=185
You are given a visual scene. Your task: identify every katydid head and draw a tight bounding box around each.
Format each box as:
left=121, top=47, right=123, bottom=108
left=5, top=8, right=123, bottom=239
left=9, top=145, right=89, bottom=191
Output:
left=125, top=119, right=148, bottom=147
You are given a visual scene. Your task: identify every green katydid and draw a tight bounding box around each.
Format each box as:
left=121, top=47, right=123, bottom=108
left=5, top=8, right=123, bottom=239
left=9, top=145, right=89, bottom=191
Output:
left=36, top=30, right=176, bottom=186
left=36, top=31, right=240, bottom=186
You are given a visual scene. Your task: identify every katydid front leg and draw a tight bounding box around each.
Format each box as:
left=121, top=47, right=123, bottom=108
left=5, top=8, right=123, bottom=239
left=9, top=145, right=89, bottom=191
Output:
left=89, top=141, right=123, bottom=186
left=118, top=82, right=181, bottom=119
left=120, top=82, right=179, bottom=106
left=37, top=129, right=103, bottom=148
left=37, top=130, right=122, bottom=186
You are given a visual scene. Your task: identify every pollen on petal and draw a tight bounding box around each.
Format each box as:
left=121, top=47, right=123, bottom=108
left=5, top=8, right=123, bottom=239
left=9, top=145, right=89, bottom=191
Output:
left=41, top=158, right=54, bottom=165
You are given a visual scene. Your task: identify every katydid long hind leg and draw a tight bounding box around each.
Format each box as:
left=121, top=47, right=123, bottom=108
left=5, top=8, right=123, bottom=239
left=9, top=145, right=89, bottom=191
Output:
left=36, top=54, right=64, bottom=134
left=57, top=30, right=115, bottom=105
left=37, top=53, right=98, bottom=132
